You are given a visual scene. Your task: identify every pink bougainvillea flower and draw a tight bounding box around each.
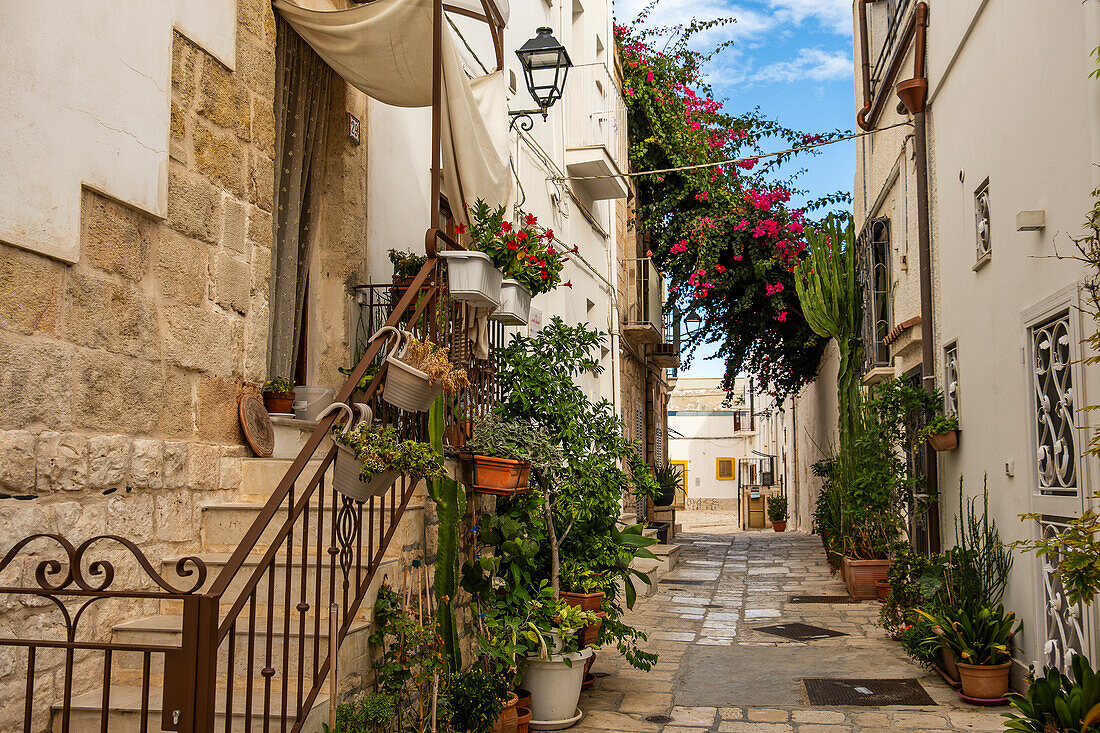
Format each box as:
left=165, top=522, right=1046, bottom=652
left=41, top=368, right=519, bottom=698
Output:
left=715, top=264, right=726, bottom=273
left=774, top=311, right=788, bottom=322
left=734, top=255, right=743, bottom=261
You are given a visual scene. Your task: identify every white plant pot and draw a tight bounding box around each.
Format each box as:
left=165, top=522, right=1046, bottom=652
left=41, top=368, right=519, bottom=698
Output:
left=439, top=250, right=502, bottom=309
left=521, top=648, right=593, bottom=730
left=333, top=443, right=399, bottom=502
left=383, top=356, right=443, bottom=412
left=490, top=279, right=532, bottom=325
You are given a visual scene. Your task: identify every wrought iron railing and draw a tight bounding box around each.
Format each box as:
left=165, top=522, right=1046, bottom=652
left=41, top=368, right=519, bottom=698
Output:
left=0, top=236, right=504, bottom=731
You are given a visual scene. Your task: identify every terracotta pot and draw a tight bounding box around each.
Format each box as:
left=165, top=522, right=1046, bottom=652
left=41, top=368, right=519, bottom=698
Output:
left=956, top=660, right=1011, bottom=700
left=875, top=579, right=890, bottom=601
left=467, top=454, right=531, bottom=495
left=940, top=647, right=960, bottom=685
left=772, top=520, right=787, bottom=532
left=842, top=556, right=891, bottom=600
left=579, top=611, right=605, bottom=648
left=492, top=692, right=519, bottom=733
left=262, top=391, right=295, bottom=414
left=560, top=590, right=604, bottom=612
left=928, top=430, right=958, bottom=452
left=514, top=688, right=532, bottom=711
left=516, top=706, right=533, bottom=733
left=581, top=671, right=596, bottom=690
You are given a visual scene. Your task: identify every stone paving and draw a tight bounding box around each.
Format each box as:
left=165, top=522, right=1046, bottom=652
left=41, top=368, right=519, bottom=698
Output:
left=576, top=518, right=1005, bottom=732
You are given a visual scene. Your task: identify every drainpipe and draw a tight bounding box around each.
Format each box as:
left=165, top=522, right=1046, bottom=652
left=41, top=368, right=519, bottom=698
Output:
left=895, top=2, right=940, bottom=552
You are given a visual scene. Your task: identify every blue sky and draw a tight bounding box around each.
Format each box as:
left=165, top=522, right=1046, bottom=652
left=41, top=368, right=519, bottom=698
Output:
left=612, top=0, right=857, bottom=377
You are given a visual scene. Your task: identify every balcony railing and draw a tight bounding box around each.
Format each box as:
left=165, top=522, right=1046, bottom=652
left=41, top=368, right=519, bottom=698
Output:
left=623, top=258, right=664, bottom=344
left=563, top=62, right=627, bottom=174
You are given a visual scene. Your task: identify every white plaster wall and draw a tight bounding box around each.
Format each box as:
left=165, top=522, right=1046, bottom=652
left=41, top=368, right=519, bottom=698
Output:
left=791, top=340, right=840, bottom=534
left=667, top=412, right=751, bottom=506
left=926, top=0, right=1100, bottom=667
left=0, top=1, right=236, bottom=263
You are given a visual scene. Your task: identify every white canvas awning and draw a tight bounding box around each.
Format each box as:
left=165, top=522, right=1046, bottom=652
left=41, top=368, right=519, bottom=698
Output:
left=274, top=0, right=512, bottom=224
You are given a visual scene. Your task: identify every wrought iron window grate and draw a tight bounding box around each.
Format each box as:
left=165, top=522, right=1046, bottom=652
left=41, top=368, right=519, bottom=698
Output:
left=858, top=217, right=891, bottom=372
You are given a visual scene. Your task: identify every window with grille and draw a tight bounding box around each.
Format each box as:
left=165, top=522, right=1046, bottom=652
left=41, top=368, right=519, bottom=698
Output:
left=1030, top=311, right=1077, bottom=496
left=975, top=180, right=991, bottom=264
left=716, top=458, right=735, bottom=480
left=858, top=217, right=891, bottom=370
left=943, top=342, right=959, bottom=416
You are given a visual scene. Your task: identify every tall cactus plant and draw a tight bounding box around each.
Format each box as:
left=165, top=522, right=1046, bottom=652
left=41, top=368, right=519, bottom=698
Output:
left=794, top=214, right=863, bottom=449
left=428, top=397, right=463, bottom=672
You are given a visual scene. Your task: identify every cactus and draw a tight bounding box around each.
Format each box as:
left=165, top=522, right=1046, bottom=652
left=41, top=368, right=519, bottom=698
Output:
left=794, top=214, right=862, bottom=449
left=427, top=396, right=463, bottom=672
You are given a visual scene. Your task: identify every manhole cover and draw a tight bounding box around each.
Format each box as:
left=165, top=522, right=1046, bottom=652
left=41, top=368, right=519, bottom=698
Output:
left=660, top=579, right=707, bottom=585
left=804, top=678, right=936, bottom=706
left=789, top=595, right=860, bottom=604
left=644, top=715, right=672, bottom=724
left=755, top=622, right=847, bottom=641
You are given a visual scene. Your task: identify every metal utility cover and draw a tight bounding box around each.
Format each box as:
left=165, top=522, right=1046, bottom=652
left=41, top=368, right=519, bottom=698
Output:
left=789, top=595, right=861, bottom=604
left=803, top=678, right=936, bottom=706
left=661, top=579, right=708, bottom=585
left=755, top=622, right=847, bottom=641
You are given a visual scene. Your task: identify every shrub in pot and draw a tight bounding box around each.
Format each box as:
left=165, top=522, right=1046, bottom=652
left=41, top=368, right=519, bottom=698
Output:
left=379, top=328, right=470, bottom=412
left=652, top=463, right=683, bottom=508
left=333, top=421, right=445, bottom=502
left=519, top=600, right=598, bottom=728
left=464, top=410, right=560, bottom=496
left=1003, top=655, right=1100, bottom=733
left=262, top=376, right=295, bottom=414
left=916, top=603, right=1021, bottom=700
left=449, top=665, right=512, bottom=733
left=768, top=494, right=789, bottom=532
left=920, top=414, right=959, bottom=452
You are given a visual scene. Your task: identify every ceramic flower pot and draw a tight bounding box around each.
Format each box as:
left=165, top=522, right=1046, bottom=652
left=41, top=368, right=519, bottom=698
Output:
left=491, top=279, right=533, bottom=325
left=515, top=689, right=532, bottom=711
left=492, top=692, right=519, bottom=733
left=333, top=443, right=400, bottom=502
left=466, top=454, right=531, bottom=495
left=842, top=556, right=891, bottom=600
left=439, top=250, right=503, bottom=309
left=263, top=391, right=295, bottom=415
left=559, top=590, right=604, bottom=612
left=772, top=519, right=787, bottom=532
left=956, top=660, right=1011, bottom=700
left=940, top=647, right=960, bottom=686
left=875, top=579, right=890, bottom=601
left=521, top=648, right=593, bottom=729
left=516, top=707, right=533, bottom=733
left=928, top=430, right=958, bottom=452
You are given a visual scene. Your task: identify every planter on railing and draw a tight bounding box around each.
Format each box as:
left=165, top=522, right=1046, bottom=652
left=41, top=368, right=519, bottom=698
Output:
left=491, top=279, right=532, bottom=325
left=373, top=326, right=443, bottom=412
left=320, top=403, right=401, bottom=502
left=464, top=453, right=531, bottom=496
left=928, top=430, right=958, bottom=452
left=439, top=250, right=503, bottom=309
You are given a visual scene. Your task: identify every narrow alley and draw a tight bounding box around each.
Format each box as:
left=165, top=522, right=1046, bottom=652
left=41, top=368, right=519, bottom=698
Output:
left=578, top=522, right=1005, bottom=733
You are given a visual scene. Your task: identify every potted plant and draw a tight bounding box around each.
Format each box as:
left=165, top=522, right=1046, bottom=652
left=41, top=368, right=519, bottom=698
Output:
left=916, top=603, right=1021, bottom=700
left=519, top=599, right=597, bottom=728
left=920, top=414, right=960, bottom=452
left=652, top=463, right=683, bottom=508
left=1004, top=656, right=1100, bottom=733
left=333, top=422, right=445, bottom=502
left=379, top=329, right=470, bottom=412
left=262, top=376, right=295, bottom=414
left=463, top=411, right=560, bottom=496
left=768, top=494, right=789, bottom=532
left=389, top=248, right=428, bottom=289
left=461, top=201, right=567, bottom=323
left=449, top=665, right=512, bottom=733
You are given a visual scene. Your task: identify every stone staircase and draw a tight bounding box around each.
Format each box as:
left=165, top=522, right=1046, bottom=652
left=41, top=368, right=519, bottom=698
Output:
left=55, top=455, right=427, bottom=732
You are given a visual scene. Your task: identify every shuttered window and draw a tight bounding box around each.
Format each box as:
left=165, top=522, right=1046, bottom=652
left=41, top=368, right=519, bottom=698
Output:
left=716, top=458, right=735, bottom=480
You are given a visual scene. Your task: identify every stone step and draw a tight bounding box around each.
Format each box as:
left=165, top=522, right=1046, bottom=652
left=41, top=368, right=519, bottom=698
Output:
left=269, top=416, right=328, bottom=460
left=56, top=683, right=331, bottom=733
left=200, top=497, right=425, bottom=553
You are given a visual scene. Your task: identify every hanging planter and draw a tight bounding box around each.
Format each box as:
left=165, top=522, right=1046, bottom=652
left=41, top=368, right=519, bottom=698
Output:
left=928, top=430, right=959, bottom=452
left=491, top=279, right=533, bottom=325
left=439, top=250, right=503, bottom=309
left=370, top=327, right=470, bottom=413
left=321, top=402, right=445, bottom=503
left=920, top=415, right=959, bottom=452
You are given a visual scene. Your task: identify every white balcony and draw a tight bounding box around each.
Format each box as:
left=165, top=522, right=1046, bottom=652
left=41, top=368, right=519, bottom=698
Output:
left=563, top=62, right=628, bottom=200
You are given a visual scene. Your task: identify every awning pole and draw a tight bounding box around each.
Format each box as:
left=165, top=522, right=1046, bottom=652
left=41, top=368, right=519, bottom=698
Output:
left=427, top=0, right=444, bottom=257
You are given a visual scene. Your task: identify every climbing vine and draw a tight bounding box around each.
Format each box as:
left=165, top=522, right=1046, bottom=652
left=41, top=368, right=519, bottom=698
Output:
left=617, top=16, right=849, bottom=401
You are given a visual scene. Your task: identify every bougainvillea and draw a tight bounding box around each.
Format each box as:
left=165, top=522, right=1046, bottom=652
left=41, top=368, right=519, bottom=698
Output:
left=617, top=17, right=848, bottom=401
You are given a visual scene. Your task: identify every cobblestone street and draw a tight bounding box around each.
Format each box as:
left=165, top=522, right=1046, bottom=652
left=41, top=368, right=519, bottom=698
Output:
left=577, top=520, right=1005, bottom=732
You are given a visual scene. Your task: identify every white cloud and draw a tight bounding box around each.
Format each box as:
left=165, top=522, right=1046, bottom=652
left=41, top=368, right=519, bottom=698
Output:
left=751, top=47, right=852, bottom=83
left=766, top=0, right=852, bottom=35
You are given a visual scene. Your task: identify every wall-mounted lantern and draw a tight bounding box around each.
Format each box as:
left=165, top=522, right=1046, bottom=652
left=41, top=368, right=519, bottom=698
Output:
left=510, top=27, right=572, bottom=130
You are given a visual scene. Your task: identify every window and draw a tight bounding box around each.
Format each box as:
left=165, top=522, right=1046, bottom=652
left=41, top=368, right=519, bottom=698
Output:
left=943, top=342, right=959, bottom=416
left=869, top=0, right=913, bottom=95
left=1031, top=310, right=1077, bottom=496
left=670, top=460, right=689, bottom=499
left=716, top=458, right=735, bottom=480
left=858, top=217, right=891, bottom=370
left=975, top=179, right=991, bottom=265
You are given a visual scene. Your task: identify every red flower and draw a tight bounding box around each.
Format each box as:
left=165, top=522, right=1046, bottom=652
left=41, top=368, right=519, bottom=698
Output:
left=543, top=229, right=555, bottom=240
left=524, top=213, right=538, bottom=226
left=563, top=281, right=573, bottom=288
left=569, top=245, right=579, bottom=254
left=716, top=264, right=726, bottom=273
left=500, top=221, right=512, bottom=233
left=516, top=230, right=528, bottom=241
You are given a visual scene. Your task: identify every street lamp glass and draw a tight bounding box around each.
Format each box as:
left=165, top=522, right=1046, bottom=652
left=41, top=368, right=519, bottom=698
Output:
left=516, top=27, right=572, bottom=109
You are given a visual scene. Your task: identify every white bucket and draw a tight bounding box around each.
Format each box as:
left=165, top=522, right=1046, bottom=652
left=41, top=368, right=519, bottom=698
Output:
left=521, top=648, right=593, bottom=728
left=382, top=356, right=443, bottom=412
left=490, top=279, right=532, bottom=325
left=439, top=250, right=502, bottom=309
left=333, top=442, right=399, bottom=502
left=292, top=386, right=335, bottom=421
